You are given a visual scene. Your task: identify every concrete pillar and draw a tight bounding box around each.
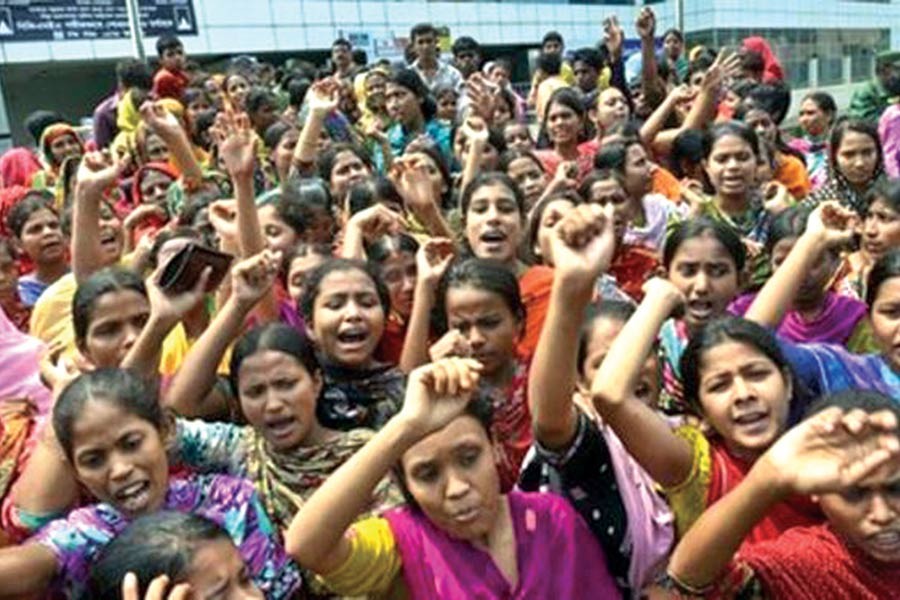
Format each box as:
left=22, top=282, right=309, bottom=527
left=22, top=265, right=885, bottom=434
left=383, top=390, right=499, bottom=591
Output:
left=842, top=55, right=852, bottom=84
left=809, top=56, right=818, bottom=89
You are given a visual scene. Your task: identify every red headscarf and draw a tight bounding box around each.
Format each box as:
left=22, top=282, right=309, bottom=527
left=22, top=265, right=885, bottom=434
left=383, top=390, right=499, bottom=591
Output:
left=0, top=148, right=40, bottom=189
left=743, top=37, right=785, bottom=83
left=122, top=162, right=178, bottom=245
left=741, top=524, right=900, bottom=599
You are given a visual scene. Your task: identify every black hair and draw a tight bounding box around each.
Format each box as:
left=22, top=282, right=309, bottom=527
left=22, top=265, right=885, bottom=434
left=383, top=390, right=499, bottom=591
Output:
left=275, top=179, right=335, bottom=237
left=72, top=268, right=147, bottom=349
left=498, top=148, right=543, bottom=175
left=452, top=36, right=481, bottom=57
left=245, top=87, right=277, bottom=114
left=804, top=389, right=900, bottom=423
left=866, top=249, right=900, bottom=310
left=866, top=178, right=900, bottom=215
left=5, top=192, right=57, bottom=238
left=181, top=87, right=210, bottom=115
left=54, top=369, right=163, bottom=462
left=525, top=190, right=581, bottom=264
left=24, top=110, right=66, bottom=145
left=346, top=176, right=404, bottom=216
left=576, top=300, right=638, bottom=377
left=299, top=258, right=390, bottom=325
left=536, top=52, right=562, bottom=77
left=88, top=511, right=231, bottom=600
left=733, top=100, right=806, bottom=164
left=662, top=28, right=684, bottom=44
left=116, top=59, right=153, bottom=91
left=332, top=37, right=352, bottom=49
left=410, top=23, right=438, bottom=42
left=703, top=121, right=760, bottom=160
left=263, top=121, right=295, bottom=151
left=460, top=172, right=526, bottom=226
left=765, top=205, right=814, bottom=254
left=352, top=49, right=368, bottom=65
left=542, top=31, right=564, bottom=46
left=317, top=143, right=374, bottom=184
left=663, top=217, right=747, bottom=272
left=578, top=168, right=627, bottom=201
left=801, top=91, right=837, bottom=124
left=686, top=50, right=717, bottom=82
left=573, top=47, right=604, bottom=71
left=593, top=138, right=641, bottom=173
left=539, top=87, right=586, bottom=146
left=393, top=393, right=494, bottom=507
left=434, top=258, right=525, bottom=334
left=670, top=129, right=707, bottom=180
left=681, top=317, right=810, bottom=417
left=402, top=139, right=453, bottom=209
left=229, top=323, right=321, bottom=396
left=288, top=78, right=311, bottom=109
left=745, top=82, right=792, bottom=126
left=367, top=232, right=420, bottom=266
left=388, top=68, right=436, bottom=122
left=829, top=117, right=883, bottom=178
left=155, top=34, right=183, bottom=57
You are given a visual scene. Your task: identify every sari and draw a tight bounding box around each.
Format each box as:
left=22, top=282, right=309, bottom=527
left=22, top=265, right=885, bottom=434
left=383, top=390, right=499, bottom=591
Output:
left=483, top=360, right=532, bottom=492
left=175, top=420, right=402, bottom=532
left=517, top=265, right=554, bottom=361
left=609, top=243, right=660, bottom=303
left=0, top=306, right=51, bottom=415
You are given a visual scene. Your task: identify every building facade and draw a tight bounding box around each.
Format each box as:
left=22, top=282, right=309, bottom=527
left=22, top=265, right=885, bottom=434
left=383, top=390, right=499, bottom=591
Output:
left=0, top=0, right=896, bottom=144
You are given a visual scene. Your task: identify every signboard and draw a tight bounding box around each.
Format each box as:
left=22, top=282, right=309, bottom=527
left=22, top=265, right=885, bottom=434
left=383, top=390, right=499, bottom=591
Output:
left=0, top=1, right=197, bottom=42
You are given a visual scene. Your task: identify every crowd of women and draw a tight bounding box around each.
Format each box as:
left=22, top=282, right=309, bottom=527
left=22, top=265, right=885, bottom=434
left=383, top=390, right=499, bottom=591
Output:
left=0, top=5, right=899, bottom=599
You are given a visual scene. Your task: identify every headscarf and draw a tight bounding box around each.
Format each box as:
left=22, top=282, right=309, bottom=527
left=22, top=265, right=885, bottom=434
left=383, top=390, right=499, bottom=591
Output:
left=743, top=36, right=785, bottom=83
left=0, top=306, right=51, bottom=415
left=37, top=123, right=83, bottom=173
left=121, top=162, right=177, bottom=245
left=741, top=524, right=900, bottom=599
left=0, top=148, right=40, bottom=189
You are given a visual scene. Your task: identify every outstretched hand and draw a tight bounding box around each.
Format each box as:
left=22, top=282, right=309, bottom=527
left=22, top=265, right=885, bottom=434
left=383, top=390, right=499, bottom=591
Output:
left=635, top=7, right=656, bottom=40
left=348, top=204, right=405, bottom=242
left=212, top=111, right=256, bottom=178
left=603, top=15, right=624, bottom=61
left=391, top=155, right=441, bottom=217
left=308, top=79, right=341, bottom=116
left=399, top=357, right=484, bottom=437
left=762, top=407, right=900, bottom=496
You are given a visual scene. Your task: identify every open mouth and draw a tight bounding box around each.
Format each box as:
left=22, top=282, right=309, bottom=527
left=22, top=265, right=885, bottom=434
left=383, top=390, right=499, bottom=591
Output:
left=867, top=531, right=900, bottom=554
left=479, top=230, right=508, bottom=253
left=114, top=480, right=151, bottom=513
left=336, top=327, right=370, bottom=348
left=686, top=299, right=715, bottom=322
left=732, top=410, right=770, bottom=434
left=265, top=415, right=297, bottom=440
left=100, top=230, right=119, bottom=252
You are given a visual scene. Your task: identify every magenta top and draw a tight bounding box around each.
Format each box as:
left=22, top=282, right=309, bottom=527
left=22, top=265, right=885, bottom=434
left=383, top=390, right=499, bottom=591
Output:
left=383, top=490, right=622, bottom=599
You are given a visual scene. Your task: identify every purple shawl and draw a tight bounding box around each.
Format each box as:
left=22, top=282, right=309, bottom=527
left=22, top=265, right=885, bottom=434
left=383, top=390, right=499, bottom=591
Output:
left=383, top=491, right=621, bottom=599
left=729, top=291, right=867, bottom=346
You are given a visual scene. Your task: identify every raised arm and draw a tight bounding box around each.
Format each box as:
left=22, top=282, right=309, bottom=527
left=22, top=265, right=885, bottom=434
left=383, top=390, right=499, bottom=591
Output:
left=669, top=407, right=900, bottom=592
left=746, top=202, right=857, bottom=328
left=164, top=250, right=280, bottom=417
left=395, top=155, right=454, bottom=239
left=640, top=84, right=696, bottom=154
left=635, top=8, right=666, bottom=112
left=339, top=204, right=405, bottom=260
left=590, top=278, right=694, bottom=487
left=680, top=49, right=742, bottom=132
left=120, top=265, right=212, bottom=380
left=529, top=204, right=615, bottom=449
left=285, top=358, right=482, bottom=574
left=72, top=152, right=126, bottom=283
left=290, top=79, right=339, bottom=178
left=140, top=101, right=203, bottom=183
left=398, top=238, right=455, bottom=373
